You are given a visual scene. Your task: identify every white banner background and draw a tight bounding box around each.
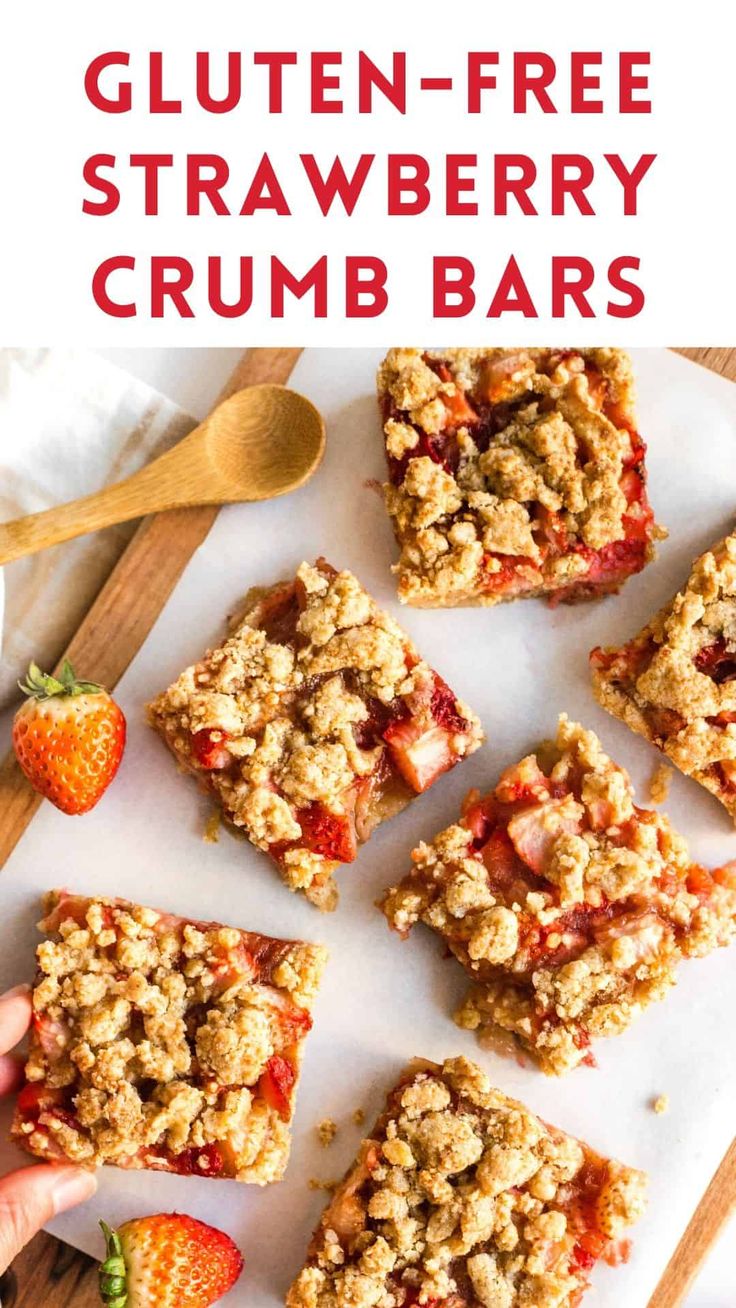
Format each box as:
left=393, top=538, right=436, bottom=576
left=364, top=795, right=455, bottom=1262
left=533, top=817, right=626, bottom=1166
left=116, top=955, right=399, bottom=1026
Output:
left=0, top=0, right=733, bottom=343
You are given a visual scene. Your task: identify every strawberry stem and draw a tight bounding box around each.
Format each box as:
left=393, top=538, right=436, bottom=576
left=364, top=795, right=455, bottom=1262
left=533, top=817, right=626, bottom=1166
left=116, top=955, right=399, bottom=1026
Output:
left=98, top=1220, right=128, bottom=1308
left=18, top=659, right=103, bottom=702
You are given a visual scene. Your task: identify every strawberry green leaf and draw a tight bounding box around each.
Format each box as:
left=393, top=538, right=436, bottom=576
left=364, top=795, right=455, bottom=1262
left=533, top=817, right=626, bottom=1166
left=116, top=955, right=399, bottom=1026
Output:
left=18, top=660, right=103, bottom=702
left=98, top=1220, right=128, bottom=1308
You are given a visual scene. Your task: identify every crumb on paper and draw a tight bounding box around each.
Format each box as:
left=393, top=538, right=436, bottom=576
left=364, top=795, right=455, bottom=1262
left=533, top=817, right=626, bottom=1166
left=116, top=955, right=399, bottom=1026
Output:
left=652, top=1094, right=670, bottom=1115
left=309, top=1177, right=337, bottom=1192
left=352, top=1108, right=365, bottom=1126
left=317, top=1118, right=337, bottom=1147
left=649, top=763, right=673, bottom=805
left=203, top=811, right=221, bottom=843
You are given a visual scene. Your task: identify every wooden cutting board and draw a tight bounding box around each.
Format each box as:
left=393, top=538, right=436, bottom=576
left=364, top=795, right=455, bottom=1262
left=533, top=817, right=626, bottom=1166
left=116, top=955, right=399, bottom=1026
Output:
left=0, top=346, right=733, bottom=1308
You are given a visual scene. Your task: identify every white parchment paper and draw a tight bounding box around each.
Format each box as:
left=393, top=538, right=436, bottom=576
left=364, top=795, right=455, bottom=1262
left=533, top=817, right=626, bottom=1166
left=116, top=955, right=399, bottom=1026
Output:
left=0, top=348, right=194, bottom=708
left=1, top=348, right=735, bottom=1307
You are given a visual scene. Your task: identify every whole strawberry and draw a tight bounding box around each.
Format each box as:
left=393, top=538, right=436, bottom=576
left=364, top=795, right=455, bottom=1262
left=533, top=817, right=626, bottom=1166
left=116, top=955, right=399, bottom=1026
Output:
left=99, top=1214, right=244, bottom=1308
left=13, top=660, right=126, bottom=814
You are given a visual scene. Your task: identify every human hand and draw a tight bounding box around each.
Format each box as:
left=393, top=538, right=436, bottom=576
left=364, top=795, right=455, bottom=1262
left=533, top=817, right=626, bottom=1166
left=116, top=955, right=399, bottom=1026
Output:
left=0, top=984, right=97, bottom=1274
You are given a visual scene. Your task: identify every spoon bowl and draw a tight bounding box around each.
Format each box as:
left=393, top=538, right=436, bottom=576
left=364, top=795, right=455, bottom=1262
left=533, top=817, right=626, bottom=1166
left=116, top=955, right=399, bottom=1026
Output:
left=0, top=384, right=326, bottom=566
left=178, top=383, right=326, bottom=503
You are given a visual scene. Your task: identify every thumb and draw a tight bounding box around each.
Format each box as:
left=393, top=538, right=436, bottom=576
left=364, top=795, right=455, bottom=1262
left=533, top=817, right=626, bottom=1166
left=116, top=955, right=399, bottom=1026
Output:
left=0, top=1164, right=97, bottom=1273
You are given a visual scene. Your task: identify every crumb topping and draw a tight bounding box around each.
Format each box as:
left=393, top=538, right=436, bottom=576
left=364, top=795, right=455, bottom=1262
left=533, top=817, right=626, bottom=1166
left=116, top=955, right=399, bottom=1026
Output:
left=286, top=1056, right=646, bottom=1308
left=382, top=716, right=736, bottom=1075
left=649, top=763, right=673, bottom=806
left=652, top=1094, right=669, bottom=1115
left=149, top=559, right=482, bottom=910
left=318, top=1118, right=338, bottom=1148
left=13, top=892, right=326, bottom=1184
left=592, top=532, right=736, bottom=821
left=377, top=349, right=659, bottom=608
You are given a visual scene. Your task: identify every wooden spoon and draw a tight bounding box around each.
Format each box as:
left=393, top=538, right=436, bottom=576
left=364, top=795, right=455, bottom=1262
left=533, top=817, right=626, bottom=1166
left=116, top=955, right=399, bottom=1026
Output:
left=0, top=384, right=326, bottom=565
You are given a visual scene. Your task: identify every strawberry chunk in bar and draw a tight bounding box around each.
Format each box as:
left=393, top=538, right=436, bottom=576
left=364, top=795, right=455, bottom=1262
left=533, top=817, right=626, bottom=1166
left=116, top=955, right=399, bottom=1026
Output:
left=11, top=891, right=326, bottom=1183
left=286, top=1056, right=647, bottom=1308
left=148, top=559, right=483, bottom=910
left=377, top=348, right=662, bottom=608
left=381, top=716, right=736, bottom=1075
left=592, top=530, right=736, bottom=823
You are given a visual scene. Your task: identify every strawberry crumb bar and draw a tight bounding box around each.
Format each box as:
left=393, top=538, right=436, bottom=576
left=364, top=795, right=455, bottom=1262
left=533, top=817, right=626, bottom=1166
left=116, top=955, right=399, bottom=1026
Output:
left=378, top=348, right=661, bottom=607
left=286, top=1055, right=646, bottom=1308
left=592, top=531, right=736, bottom=823
left=382, top=717, right=736, bottom=1075
left=11, top=891, right=326, bottom=1183
left=148, top=558, right=482, bottom=910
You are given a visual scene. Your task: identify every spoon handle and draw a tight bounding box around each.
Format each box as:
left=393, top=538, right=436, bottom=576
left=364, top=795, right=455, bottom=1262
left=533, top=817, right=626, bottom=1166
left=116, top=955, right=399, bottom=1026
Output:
left=0, top=436, right=208, bottom=565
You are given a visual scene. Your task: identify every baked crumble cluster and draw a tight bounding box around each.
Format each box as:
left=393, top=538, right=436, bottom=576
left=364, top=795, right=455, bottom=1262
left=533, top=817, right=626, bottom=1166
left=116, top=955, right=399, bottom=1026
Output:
left=148, top=558, right=482, bottom=911
left=377, top=348, right=661, bottom=608
left=382, top=717, right=736, bottom=1075
left=286, top=1056, right=647, bottom=1308
left=592, top=531, right=736, bottom=823
left=11, top=891, right=326, bottom=1184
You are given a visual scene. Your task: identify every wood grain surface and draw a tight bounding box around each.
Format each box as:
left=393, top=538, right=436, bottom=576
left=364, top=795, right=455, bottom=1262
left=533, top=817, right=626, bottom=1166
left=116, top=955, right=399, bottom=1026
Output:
left=0, top=347, right=302, bottom=870
left=1, top=346, right=733, bottom=1308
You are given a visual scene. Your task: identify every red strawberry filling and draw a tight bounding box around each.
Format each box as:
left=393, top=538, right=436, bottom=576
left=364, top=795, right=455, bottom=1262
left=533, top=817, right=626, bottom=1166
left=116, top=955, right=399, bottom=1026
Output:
left=590, top=636, right=654, bottom=684
left=386, top=428, right=460, bottom=485
left=384, top=673, right=470, bottom=794
left=561, top=1156, right=612, bottom=1271
left=259, top=1054, right=296, bottom=1120
left=41, top=892, right=116, bottom=935
left=295, top=802, right=358, bottom=863
left=352, top=695, right=408, bottom=749
left=451, top=758, right=692, bottom=980
left=210, top=941, right=256, bottom=991
left=714, top=761, right=736, bottom=795
left=523, top=903, right=618, bottom=970
left=429, top=676, right=470, bottom=733
left=16, top=1081, right=66, bottom=1121
left=506, top=799, right=582, bottom=875
left=383, top=719, right=455, bottom=793
left=478, top=829, right=539, bottom=904
left=399, top=1290, right=452, bottom=1308
left=571, top=1227, right=608, bottom=1272
left=31, top=1011, right=70, bottom=1062
left=276, top=1002, right=313, bottom=1044
left=433, top=362, right=478, bottom=429
left=252, top=580, right=304, bottom=646
left=574, top=535, right=649, bottom=588
left=192, top=728, right=232, bottom=770
left=695, top=638, right=736, bottom=684
left=481, top=553, right=542, bottom=598
left=535, top=506, right=570, bottom=553
left=168, top=1143, right=225, bottom=1177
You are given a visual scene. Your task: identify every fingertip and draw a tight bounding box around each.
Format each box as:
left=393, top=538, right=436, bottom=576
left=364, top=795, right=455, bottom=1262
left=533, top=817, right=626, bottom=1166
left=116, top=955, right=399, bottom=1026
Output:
left=0, top=1162, right=98, bottom=1272
left=0, top=1053, right=24, bottom=1097
left=0, top=987, right=33, bottom=1055
left=50, top=1166, right=98, bottom=1216
left=0, top=985, right=31, bottom=1002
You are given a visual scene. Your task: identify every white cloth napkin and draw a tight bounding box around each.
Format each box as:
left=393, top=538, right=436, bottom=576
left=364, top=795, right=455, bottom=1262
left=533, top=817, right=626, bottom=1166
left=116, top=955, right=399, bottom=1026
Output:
left=0, top=348, right=194, bottom=708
